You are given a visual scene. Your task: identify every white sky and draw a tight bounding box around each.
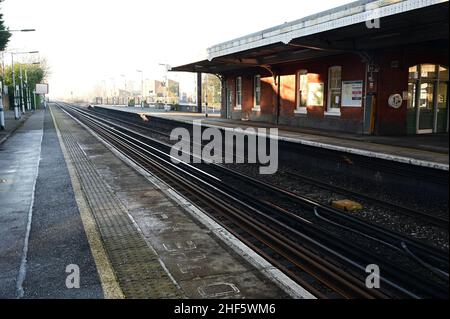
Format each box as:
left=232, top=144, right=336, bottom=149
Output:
left=2, top=0, right=354, bottom=99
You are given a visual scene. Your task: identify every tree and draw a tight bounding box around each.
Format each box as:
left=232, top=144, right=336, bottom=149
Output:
left=202, top=74, right=221, bottom=108
left=0, top=0, right=11, bottom=51
left=4, top=61, right=49, bottom=108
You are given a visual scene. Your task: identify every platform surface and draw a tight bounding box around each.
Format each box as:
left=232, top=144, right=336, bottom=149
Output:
left=95, top=105, right=449, bottom=170
left=0, top=106, right=301, bottom=299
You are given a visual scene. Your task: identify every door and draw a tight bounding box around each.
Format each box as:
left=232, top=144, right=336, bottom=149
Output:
left=417, top=81, right=434, bottom=133
left=407, top=64, right=449, bottom=134
left=437, top=66, right=449, bottom=133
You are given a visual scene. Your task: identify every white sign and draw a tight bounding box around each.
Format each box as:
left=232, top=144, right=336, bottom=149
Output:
left=35, top=83, right=49, bottom=94
left=342, top=81, right=363, bottom=107
left=388, top=94, right=403, bottom=109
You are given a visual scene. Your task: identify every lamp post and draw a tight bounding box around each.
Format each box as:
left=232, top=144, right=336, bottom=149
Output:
left=0, top=79, right=3, bottom=130
left=205, top=74, right=209, bottom=118
left=19, top=64, right=25, bottom=114
left=11, top=53, right=19, bottom=120
left=25, top=68, right=30, bottom=111
left=136, top=70, right=144, bottom=108
left=33, top=90, right=36, bottom=111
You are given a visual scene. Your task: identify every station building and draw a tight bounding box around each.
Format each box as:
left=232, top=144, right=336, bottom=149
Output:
left=173, top=0, right=449, bottom=135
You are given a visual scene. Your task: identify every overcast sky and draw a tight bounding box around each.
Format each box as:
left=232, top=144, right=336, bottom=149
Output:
left=2, top=0, right=354, bottom=99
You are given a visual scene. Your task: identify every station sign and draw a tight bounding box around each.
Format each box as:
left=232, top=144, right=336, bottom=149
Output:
left=35, top=83, right=49, bottom=94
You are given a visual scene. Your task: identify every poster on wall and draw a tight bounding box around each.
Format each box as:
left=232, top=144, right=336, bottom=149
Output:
left=342, top=80, right=363, bottom=107
left=307, top=82, right=324, bottom=106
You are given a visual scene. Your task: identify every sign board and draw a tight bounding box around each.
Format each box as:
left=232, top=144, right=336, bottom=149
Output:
left=342, top=81, right=363, bottom=107
left=35, top=83, right=49, bottom=94
left=388, top=94, right=403, bottom=109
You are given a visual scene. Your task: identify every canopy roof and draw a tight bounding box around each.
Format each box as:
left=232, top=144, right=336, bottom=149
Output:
left=172, top=0, right=449, bottom=74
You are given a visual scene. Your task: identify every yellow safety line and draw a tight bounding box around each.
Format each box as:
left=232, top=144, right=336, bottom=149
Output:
left=49, top=106, right=124, bottom=299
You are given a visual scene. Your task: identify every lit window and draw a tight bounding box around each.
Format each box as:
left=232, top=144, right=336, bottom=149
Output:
left=254, top=75, right=261, bottom=109
left=236, top=77, right=242, bottom=109
left=297, top=71, right=308, bottom=108
left=327, top=66, right=342, bottom=112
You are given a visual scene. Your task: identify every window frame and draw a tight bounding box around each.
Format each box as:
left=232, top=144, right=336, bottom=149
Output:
left=295, top=70, right=308, bottom=114
left=325, top=65, right=342, bottom=116
left=235, top=77, right=242, bottom=110
left=252, top=74, right=261, bottom=111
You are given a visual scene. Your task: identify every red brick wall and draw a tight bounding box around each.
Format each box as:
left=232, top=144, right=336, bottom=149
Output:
left=261, top=76, right=276, bottom=115
left=226, top=78, right=235, bottom=108
left=222, top=47, right=447, bottom=134
left=279, top=75, right=296, bottom=117
left=376, top=50, right=408, bottom=135
left=375, top=45, right=448, bottom=135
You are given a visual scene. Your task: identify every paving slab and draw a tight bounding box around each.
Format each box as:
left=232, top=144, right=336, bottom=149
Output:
left=51, top=104, right=300, bottom=299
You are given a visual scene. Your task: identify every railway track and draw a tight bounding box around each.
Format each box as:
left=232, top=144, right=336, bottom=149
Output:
left=89, top=105, right=449, bottom=228
left=57, top=103, right=449, bottom=299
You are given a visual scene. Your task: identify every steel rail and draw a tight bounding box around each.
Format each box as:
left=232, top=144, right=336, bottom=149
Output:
left=89, top=107, right=448, bottom=228
left=59, top=104, right=446, bottom=300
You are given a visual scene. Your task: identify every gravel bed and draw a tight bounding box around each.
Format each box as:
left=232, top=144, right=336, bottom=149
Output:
left=92, top=109, right=449, bottom=251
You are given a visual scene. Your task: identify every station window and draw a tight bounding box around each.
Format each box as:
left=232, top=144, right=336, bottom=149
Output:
left=295, top=70, right=308, bottom=114
left=327, top=66, right=342, bottom=115
left=236, top=77, right=242, bottom=110
left=253, top=75, right=261, bottom=111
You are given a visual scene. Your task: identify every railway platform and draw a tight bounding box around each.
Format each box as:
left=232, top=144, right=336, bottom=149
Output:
left=0, top=106, right=308, bottom=299
left=94, top=105, right=449, bottom=171
left=0, top=110, right=33, bottom=145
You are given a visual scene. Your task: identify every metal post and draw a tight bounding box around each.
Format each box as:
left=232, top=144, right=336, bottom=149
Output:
left=141, top=72, right=144, bottom=108
left=164, top=76, right=167, bottom=108
left=25, top=69, right=31, bottom=111
left=33, top=90, right=36, bottom=110
left=19, top=65, right=25, bottom=114
left=0, top=80, right=4, bottom=130
left=11, top=54, right=20, bottom=120
left=197, top=72, right=202, bottom=113
left=205, top=75, right=208, bottom=118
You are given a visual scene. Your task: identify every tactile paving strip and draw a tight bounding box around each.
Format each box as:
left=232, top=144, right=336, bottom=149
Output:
left=51, top=106, right=182, bottom=299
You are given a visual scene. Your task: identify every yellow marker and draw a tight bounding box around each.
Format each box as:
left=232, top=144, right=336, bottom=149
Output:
left=332, top=199, right=363, bottom=212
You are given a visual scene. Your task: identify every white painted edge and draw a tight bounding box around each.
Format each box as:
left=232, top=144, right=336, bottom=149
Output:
left=95, top=105, right=449, bottom=171
left=294, top=108, right=307, bottom=115
left=73, top=106, right=316, bottom=299
left=324, top=111, right=341, bottom=117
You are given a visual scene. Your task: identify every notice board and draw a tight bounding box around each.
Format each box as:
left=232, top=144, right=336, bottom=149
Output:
left=342, top=81, right=363, bottom=107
